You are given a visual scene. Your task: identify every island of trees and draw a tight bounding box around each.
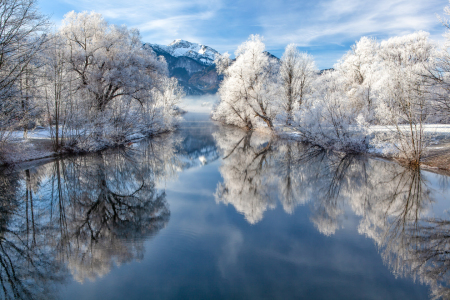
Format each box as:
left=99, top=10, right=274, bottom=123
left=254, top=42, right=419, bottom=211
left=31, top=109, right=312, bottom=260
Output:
left=213, top=4, right=450, bottom=166
left=2, top=0, right=450, bottom=167
left=0, top=0, right=184, bottom=164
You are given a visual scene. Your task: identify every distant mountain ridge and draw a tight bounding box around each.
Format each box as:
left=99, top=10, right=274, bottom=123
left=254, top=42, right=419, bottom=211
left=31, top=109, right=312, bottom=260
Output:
left=144, top=40, right=222, bottom=95
left=144, top=40, right=284, bottom=96
left=148, top=39, right=219, bottom=66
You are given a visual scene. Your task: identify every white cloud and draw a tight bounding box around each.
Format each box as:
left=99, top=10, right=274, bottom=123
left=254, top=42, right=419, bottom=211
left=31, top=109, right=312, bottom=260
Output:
left=260, top=0, right=446, bottom=48
left=60, top=0, right=223, bottom=45
left=44, top=0, right=449, bottom=67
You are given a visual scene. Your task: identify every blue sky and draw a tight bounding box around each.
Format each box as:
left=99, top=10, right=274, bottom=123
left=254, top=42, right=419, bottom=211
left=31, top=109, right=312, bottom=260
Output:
left=39, top=0, right=449, bottom=69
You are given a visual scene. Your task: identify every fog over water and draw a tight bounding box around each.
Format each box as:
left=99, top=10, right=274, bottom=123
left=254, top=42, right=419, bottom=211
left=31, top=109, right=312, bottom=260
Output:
left=1, top=111, right=450, bottom=299
left=181, top=94, right=219, bottom=113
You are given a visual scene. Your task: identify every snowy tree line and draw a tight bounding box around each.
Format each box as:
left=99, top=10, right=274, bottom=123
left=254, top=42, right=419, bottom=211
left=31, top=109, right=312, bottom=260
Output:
left=0, top=1, right=184, bottom=159
left=212, top=3, right=450, bottom=165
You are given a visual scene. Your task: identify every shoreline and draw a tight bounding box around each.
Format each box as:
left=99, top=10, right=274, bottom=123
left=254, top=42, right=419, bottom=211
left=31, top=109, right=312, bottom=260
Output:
left=0, top=128, right=175, bottom=168
left=277, top=128, right=450, bottom=175
left=3, top=123, right=450, bottom=176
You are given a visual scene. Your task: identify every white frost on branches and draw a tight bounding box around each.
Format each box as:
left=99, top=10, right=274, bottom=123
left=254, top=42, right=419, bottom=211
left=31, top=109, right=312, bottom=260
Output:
left=213, top=30, right=445, bottom=163
left=212, top=35, right=278, bottom=130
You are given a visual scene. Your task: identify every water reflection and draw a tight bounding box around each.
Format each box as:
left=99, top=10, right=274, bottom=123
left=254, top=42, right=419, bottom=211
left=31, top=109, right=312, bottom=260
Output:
left=1, top=119, right=450, bottom=299
left=213, top=126, right=449, bottom=298
left=214, top=129, right=276, bottom=224
left=402, top=218, right=450, bottom=299
left=50, top=150, right=171, bottom=282
left=0, top=135, right=183, bottom=298
left=0, top=171, right=65, bottom=300
left=214, top=127, right=330, bottom=224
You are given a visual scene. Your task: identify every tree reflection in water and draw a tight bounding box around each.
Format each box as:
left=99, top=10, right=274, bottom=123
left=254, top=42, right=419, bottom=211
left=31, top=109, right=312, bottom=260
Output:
left=2, top=125, right=450, bottom=299
left=0, top=169, right=65, bottom=300
left=0, top=135, right=180, bottom=298
left=213, top=127, right=450, bottom=299
left=214, top=129, right=276, bottom=224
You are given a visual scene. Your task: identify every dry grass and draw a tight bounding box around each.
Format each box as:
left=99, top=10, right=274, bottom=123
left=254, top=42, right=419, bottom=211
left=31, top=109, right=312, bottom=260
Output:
left=0, top=138, right=56, bottom=165
left=420, top=142, right=450, bottom=175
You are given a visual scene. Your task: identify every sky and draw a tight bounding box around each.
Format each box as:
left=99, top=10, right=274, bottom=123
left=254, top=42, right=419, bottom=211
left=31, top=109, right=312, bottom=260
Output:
left=39, top=0, right=449, bottom=69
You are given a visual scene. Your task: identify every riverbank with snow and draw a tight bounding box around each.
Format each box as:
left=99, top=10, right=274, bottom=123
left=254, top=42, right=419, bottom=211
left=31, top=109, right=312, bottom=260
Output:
left=4, top=122, right=450, bottom=172
left=0, top=127, right=149, bottom=165
left=1, top=129, right=56, bottom=165
left=278, top=123, right=450, bottom=172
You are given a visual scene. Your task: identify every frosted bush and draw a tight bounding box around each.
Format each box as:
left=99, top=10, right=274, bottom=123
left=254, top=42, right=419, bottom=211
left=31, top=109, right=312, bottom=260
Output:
left=293, top=70, right=369, bottom=152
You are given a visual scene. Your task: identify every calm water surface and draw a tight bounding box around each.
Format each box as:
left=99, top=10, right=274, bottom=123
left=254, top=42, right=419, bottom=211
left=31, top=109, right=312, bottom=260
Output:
left=1, top=113, right=450, bottom=299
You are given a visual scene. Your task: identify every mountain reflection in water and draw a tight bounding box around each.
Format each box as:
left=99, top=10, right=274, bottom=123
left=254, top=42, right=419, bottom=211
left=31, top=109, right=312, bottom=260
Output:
left=0, top=113, right=450, bottom=299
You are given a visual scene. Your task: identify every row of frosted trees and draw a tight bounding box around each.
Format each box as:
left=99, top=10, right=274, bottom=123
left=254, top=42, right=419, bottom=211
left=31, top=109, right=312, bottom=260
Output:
left=0, top=0, right=184, bottom=159
left=213, top=26, right=450, bottom=165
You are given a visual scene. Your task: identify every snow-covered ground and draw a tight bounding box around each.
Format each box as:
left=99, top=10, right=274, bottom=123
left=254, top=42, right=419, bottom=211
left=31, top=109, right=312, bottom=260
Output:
left=2, top=129, right=56, bottom=164
left=368, top=124, right=450, bottom=134
left=9, top=128, right=53, bottom=140
left=281, top=124, right=450, bottom=158
left=367, top=125, right=450, bottom=154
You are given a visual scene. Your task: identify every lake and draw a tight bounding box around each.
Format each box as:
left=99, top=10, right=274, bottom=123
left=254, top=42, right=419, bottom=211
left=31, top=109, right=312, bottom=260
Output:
left=1, top=112, right=449, bottom=299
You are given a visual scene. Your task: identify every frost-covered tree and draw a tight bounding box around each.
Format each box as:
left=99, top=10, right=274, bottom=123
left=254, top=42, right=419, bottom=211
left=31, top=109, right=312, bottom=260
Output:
left=39, top=32, right=73, bottom=150
left=336, top=37, right=379, bottom=113
left=374, top=31, right=435, bottom=164
left=214, top=52, right=232, bottom=75
left=294, top=69, right=369, bottom=152
left=279, top=44, right=317, bottom=125
left=425, top=2, right=450, bottom=122
left=212, top=35, right=278, bottom=130
left=34, top=11, right=183, bottom=153
left=0, top=0, right=48, bottom=148
left=141, top=77, right=184, bottom=134
left=60, top=11, right=167, bottom=112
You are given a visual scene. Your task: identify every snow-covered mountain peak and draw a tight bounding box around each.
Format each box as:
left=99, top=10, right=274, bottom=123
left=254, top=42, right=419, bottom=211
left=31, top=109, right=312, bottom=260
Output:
left=168, top=39, right=191, bottom=47
left=147, top=40, right=220, bottom=66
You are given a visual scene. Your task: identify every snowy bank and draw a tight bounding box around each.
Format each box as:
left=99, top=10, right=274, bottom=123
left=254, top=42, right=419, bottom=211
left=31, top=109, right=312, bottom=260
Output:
left=1, top=127, right=149, bottom=165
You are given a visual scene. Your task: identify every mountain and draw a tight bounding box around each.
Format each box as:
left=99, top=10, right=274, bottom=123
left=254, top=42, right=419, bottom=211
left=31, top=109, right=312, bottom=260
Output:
left=264, top=51, right=280, bottom=61
left=144, top=40, right=280, bottom=96
left=318, top=68, right=334, bottom=75
left=144, top=40, right=222, bottom=95
left=148, top=39, right=219, bottom=66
